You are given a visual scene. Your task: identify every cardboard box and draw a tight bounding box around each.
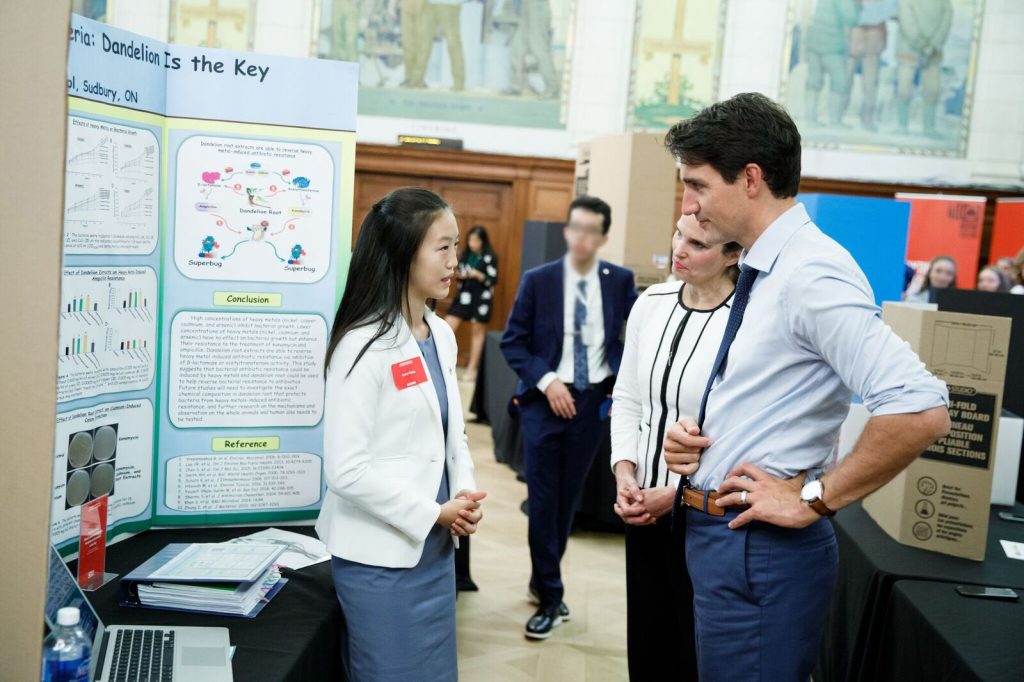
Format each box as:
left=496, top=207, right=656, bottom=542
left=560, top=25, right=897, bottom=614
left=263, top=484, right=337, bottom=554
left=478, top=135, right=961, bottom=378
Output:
left=573, top=133, right=677, bottom=287
left=992, top=413, right=1023, bottom=507
left=840, top=404, right=1023, bottom=507
left=863, top=304, right=1011, bottom=561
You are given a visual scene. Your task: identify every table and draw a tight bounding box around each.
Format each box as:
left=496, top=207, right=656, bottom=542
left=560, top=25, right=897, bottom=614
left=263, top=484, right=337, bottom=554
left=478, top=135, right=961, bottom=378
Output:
left=816, top=501, right=1024, bottom=681
left=70, top=526, right=343, bottom=682
left=470, top=331, right=622, bottom=532
left=469, top=331, right=524, bottom=470
left=874, top=580, right=1024, bottom=682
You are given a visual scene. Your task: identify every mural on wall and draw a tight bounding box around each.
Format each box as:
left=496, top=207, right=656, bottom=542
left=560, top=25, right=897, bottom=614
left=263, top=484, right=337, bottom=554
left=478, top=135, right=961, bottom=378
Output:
left=780, top=0, right=984, bottom=157
left=628, top=0, right=727, bottom=130
left=316, top=0, right=575, bottom=129
left=170, top=0, right=256, bottom=51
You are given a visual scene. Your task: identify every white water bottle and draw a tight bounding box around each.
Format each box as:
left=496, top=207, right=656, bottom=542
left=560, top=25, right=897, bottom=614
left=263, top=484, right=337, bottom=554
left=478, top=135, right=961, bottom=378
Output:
left=42, top=607, right=91, bottom=682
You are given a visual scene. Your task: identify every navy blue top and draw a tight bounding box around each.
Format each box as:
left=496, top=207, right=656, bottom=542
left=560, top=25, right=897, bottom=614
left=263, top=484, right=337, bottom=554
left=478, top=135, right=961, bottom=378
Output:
left=417, top=332, right=448, bottom=442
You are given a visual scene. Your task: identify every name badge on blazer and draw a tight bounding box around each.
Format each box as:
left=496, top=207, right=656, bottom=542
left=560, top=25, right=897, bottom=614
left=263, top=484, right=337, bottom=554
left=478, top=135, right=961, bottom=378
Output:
left=391, top=357, right=429, bottom=390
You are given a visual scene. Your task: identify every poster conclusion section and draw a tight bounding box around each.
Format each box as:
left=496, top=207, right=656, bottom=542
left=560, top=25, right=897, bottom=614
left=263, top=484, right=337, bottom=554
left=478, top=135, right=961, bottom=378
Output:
left=53, top=15, right=357, bottom=549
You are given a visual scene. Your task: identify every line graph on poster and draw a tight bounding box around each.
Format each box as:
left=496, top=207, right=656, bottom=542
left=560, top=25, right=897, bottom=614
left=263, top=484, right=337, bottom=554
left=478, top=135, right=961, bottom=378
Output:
left=64, top=116, right=159, bottom=255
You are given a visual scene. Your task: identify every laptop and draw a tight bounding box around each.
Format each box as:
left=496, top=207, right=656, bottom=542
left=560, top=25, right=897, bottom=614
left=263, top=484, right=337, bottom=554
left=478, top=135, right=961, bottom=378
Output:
left=45, top=544, right=233, bottom=681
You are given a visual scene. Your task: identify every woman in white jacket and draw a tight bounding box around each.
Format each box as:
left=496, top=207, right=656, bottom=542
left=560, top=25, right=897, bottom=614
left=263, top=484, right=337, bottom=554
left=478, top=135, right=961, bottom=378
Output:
left=316, top=187, right=486, bottom=681
left=610, top=213, right=740, bottom=680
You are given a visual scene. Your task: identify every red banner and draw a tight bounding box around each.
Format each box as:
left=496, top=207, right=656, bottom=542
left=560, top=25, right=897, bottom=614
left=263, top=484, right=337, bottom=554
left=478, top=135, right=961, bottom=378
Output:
left=897, top=194, right=986, bottom=289
left=990, top=199, right=1024, bottom=262
left=78, top=495, right=108, bottom=590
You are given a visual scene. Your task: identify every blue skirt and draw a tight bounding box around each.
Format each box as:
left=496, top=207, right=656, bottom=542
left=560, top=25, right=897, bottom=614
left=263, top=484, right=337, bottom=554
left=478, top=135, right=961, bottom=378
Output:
left=330, top=468, right=456, bottom=681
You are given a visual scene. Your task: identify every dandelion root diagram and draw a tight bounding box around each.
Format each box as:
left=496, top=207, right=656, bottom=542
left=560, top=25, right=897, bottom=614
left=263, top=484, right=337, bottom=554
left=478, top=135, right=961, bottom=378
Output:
left=175, top=136, right=334, bottom=284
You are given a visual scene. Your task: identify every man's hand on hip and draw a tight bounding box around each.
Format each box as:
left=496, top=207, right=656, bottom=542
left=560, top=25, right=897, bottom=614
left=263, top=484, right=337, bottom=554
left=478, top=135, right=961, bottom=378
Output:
left=716, top=463, right=821, bottom=530
left=663, top=416, right=712, bottom=476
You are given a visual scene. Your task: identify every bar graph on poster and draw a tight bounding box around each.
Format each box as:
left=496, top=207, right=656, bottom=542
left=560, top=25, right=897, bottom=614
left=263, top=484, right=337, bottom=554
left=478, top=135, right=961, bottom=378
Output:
left=51, top=14, right=357, bottom=553
left=57, top=267, right=157, bottom=403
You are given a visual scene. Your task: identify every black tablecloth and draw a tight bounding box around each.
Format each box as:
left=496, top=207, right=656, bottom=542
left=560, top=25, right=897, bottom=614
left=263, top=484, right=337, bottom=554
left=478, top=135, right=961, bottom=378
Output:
left=469, top=331, right=622, bottom=532
left=470, top=332, right=524, bottom=469
left=817, top=502, right=1024, bottom=681
left=69, top=526, right=342, bottom=682
left=875, top=580, right=1024, bottom=682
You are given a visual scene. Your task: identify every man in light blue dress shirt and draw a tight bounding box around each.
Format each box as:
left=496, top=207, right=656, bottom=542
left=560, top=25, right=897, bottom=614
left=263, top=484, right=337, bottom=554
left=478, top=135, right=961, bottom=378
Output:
left=661, top=93, right=951, bottom=681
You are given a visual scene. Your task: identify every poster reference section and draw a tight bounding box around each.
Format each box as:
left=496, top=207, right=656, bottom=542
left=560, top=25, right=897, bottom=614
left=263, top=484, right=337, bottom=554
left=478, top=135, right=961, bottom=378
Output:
left=53, top=15, right=357, bottom=550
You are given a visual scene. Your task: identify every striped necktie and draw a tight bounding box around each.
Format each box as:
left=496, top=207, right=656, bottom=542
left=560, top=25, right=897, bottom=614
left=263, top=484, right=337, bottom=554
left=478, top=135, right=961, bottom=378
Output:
left=573, top=279, right=589, bottom=392
left=672, top=264, right=759, bottom=525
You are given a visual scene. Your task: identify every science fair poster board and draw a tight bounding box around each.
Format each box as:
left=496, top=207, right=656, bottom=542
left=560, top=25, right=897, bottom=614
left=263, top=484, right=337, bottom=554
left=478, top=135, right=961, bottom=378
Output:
left=800, top=193, right=911, bottom=305
left=989, top=198, right=1024, bottom=263
left=52, top=15, right=357, bottom=552
left=897, top=193, right=987, bottom=290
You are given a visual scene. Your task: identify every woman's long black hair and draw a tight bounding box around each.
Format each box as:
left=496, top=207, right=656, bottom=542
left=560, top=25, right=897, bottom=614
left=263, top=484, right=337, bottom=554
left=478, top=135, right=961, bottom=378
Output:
left=324, top=187, right=449, bottom=377
left=460, top=224, right=494, bottom=263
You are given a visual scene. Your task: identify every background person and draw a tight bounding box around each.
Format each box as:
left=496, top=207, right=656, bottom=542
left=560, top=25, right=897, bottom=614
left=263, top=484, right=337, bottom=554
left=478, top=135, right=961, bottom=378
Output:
left=997, top=251, right=1024, bottom=294
left=904, top=254, right=957, bottom=302
left=977, top=265, right=1011, bottom=293
left=501, top=195, right=638, bottom=640
left=446, top=225, right=499, bottom=383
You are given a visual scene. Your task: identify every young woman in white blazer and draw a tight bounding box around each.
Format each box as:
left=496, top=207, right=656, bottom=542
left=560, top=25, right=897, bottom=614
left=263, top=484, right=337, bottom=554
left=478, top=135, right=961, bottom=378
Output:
left=316, top=187, right=487, bottom=681
left=610, top=213, right=740, bottom=680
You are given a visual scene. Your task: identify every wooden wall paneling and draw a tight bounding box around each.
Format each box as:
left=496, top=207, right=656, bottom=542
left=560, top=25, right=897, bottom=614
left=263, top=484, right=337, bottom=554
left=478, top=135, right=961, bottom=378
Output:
left=527, top=179, right=574, bottom=221
left=351, top=172, right=431, bottom=245
left=351, top=145, right=578, bottom=366
left=433, top=178, right=515, bottom=364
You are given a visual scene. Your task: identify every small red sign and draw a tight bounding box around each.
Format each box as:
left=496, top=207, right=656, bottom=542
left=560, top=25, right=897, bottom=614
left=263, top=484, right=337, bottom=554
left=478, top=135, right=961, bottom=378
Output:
left=391, top=357, right=429, bottom=390
left=78, top=495, right=108, bottom=590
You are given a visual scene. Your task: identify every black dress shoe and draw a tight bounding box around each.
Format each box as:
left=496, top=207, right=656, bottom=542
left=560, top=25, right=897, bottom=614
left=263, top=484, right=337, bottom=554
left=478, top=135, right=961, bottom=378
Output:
left=524, top=605, right=563, bottom=640
left=528, top=586, right=571, bottom=621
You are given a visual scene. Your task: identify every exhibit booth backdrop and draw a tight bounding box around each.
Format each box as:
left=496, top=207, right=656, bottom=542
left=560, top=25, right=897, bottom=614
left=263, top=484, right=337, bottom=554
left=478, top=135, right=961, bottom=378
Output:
left=52, top=15, right=358, bottom=554
left=801, top=193, right=911, bottom=305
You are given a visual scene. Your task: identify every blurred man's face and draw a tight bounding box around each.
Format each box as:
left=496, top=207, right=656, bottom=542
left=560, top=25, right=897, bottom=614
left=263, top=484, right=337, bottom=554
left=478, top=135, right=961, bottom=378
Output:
left=564, top=207, right=607, bottom=262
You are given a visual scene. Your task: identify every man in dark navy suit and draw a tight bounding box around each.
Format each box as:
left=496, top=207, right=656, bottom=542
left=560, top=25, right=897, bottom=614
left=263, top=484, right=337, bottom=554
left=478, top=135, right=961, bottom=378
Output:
left=501, top=195, right=638, bottom=640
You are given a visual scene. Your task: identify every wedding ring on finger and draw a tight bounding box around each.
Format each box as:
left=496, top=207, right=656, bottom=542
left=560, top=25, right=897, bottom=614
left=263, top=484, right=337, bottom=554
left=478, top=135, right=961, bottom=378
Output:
left=740, top=490, right=748, bottom=505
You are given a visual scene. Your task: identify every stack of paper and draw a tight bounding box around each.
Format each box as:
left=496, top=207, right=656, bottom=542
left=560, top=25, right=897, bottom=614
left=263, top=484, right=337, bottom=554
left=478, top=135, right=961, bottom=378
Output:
left=136, top=565, right=282, bottom=617
left=120, top=543, right=289, bottom=618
